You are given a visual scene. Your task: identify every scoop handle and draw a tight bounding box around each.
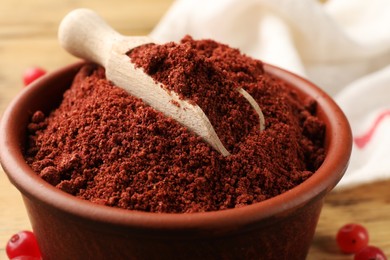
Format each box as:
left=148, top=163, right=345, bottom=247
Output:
left=58, top=8, right=120, bottom=67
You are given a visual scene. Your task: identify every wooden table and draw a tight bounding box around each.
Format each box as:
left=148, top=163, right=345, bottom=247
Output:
left=1, top=1, right=389, bottom=259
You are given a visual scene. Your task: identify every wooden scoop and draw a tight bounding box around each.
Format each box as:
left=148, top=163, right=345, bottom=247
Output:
left=58, top=8, right=265, bottom=157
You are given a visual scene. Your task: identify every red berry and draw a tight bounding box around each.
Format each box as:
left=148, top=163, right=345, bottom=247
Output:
left=336, top=223, right=369, bottom=254
left=6, top=231, right=41, bottom=259
left=10, top=257, right=41, bottom=260
left=23, top=67, right=46, bottom=86
left=354, top=246, right=387, bottom=260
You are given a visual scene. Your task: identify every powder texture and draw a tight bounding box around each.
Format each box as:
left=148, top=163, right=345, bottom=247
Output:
left=24, top=36, right=325, bottom=213
left=129, top=36, right=261, bottom=150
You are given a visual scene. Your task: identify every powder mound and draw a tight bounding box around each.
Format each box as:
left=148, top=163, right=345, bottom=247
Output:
left=24, top=36, right=325, bottom=213
left=128, top=36, right=261, bottom=151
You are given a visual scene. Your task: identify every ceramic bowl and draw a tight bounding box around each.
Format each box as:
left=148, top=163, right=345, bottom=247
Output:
left=0, top=62, right=352, bottom=260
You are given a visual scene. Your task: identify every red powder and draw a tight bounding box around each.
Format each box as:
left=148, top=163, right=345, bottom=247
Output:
left=24, top=36, right=325, bottom=213
left=128, top=36, right=260, bottom=151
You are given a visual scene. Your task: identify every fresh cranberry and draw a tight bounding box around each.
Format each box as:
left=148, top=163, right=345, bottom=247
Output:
left=336, top=223, right=369, bottom=254
left=6, top=231, right=41, bottom=259
left=23, top=67, right=46, bottom=86
left=10, top=257, right=41, bottom=260
left=354, top=246, right=387, bottom=260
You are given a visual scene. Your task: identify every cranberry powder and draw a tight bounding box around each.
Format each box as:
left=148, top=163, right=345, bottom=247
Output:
left=24, top=36, right=325, bottom=213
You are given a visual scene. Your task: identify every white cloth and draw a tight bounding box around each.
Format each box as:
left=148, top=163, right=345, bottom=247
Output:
left=150, top=0, right=390, bottom=188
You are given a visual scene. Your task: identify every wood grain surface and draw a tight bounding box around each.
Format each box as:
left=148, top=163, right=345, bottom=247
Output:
left=1, top=1, right=389, bottom=259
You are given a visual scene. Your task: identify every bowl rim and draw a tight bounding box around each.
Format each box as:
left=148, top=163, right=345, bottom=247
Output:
left=0, top=62, right=352, bottom=231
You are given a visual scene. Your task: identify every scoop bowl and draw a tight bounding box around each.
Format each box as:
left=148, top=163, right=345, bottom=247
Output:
left=0, top=62, right=352, bottom=260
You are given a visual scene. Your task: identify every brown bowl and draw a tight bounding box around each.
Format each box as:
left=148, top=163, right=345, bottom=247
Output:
left=0, top=62, right=352, bottom=260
